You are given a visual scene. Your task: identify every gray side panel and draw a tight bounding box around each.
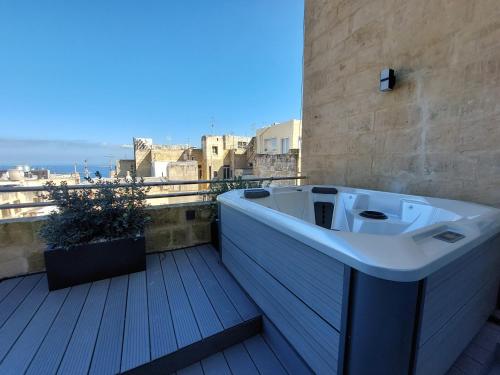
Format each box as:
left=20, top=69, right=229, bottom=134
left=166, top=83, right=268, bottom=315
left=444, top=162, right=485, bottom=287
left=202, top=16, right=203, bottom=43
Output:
left=222, top=236, right=339, bottom=374
left=416, top=235, right=500, bottom=375
left=222, top=205, right=344, bottom=329
left=344, top=271, right=421, bottom=375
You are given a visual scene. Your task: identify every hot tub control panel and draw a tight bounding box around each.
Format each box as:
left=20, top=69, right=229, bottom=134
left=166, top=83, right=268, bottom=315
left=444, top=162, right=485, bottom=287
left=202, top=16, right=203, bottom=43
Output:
left=433, top=230, right=465, bottom=243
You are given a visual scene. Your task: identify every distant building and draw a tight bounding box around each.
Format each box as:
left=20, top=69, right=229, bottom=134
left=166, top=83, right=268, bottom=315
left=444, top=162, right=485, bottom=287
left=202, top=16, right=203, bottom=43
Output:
left=252, top=120, right=302, bottom=185
left=256, top=119, right=302, bottom=155
left=0, top=167, right=80, bottom=220
left=201, top=134, right=251, bottom=180
left=130, top=138, right=203, bottom=179
left=115, top=159, right=135, bottom=178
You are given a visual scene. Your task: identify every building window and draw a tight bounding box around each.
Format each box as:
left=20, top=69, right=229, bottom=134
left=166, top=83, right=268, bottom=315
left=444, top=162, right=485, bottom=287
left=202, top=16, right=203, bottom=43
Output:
left=237, top=141, right=247, bottom=148
left=281, top=138, right=290, bottom=154
left=213, top=171, right=218, bottom=178
left=198, top=165, right=202, bottom=179
left=212, top=146, right=218, bottom=155
left=264, top=138, right=277, bottom=153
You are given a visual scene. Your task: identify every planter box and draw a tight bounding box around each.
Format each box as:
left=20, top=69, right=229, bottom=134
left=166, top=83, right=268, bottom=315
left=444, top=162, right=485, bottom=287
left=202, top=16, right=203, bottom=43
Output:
left=211, top=219, right=220, bottom=252
left=44, top=236, right=146, bottom=291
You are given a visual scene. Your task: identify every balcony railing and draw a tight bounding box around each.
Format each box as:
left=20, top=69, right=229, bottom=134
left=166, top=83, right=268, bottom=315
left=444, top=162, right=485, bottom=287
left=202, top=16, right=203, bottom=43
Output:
left=0, top=176, right=306, bottom=210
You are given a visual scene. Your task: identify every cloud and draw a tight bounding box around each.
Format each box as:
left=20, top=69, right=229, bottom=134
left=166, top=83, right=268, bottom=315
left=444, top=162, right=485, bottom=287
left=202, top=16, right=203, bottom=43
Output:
left=0, top=137, right=134, bottom=166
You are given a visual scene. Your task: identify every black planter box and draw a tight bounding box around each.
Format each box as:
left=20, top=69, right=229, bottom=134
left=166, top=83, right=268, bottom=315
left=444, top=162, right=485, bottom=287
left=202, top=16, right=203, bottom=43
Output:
left=211, top=219, right=220, bottom=252
left=44, top=236, right=146, bottom=291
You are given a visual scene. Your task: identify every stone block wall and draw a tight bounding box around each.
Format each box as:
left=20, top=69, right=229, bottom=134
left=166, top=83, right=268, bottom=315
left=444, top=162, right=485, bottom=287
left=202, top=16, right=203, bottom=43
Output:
left=302, top=0, right=500, bottom=206
left=253, top=150, right=300, bottom=185
left=0, top=202, right=213, bottom=279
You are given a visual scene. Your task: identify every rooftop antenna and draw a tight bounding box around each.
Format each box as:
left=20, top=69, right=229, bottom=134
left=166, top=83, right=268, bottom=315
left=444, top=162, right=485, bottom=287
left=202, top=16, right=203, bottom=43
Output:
left=83, top=160, right=90, bottom=179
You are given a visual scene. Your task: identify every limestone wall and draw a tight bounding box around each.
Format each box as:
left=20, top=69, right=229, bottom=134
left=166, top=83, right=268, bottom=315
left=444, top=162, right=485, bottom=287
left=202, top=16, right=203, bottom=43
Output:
left=253, top=150, right=300, bottom=185
left=0, top=202, right=213, bottom=279
left=302, top=0, right=500, bottom=206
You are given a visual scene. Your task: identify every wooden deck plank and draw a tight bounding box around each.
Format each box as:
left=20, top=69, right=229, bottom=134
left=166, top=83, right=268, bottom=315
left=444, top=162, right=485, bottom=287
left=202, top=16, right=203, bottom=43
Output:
left=224, top=343, right=260, bottom=375
left=89, top=275, right=128, bottom=375
left=161, top=252, right=201, bottom=348
left=186, top=247, right=242, bottom=329
left=173, top=249, right=223, bottom=338
left=57, top=279, right=109, bottom=375
left=0, top=277, right=22, bottom=303
left=0, top=286, right=68, bottom=375
left=198, top=245, right=259, bottom=320
left=146, top=254, right=177, bottom=360
left=201, top=352, right=231, bottom=375
left=0, top=274, right=42, bottom=327
left=121, top=271, right=151, bottom=372
left=177, top=362, right=204, bottom=375
left=261, top=316, right=313, bottom=375
left=244, top=334, right=287, bottom=375
left=26, top=283, right=91, bottom=375
left=0, top=276, right=49, bottom=361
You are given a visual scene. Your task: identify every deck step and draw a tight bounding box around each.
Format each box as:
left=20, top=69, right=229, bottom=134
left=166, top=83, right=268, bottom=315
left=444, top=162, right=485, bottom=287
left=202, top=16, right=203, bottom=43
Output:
left=447, top=322, right=500, bottom=375
left=123, top=316, right=262, bottom=374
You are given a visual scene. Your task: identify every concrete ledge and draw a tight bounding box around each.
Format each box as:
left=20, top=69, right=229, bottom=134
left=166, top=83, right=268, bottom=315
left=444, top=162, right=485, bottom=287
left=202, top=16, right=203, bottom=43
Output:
left=0, top=201, right=214, bottom=279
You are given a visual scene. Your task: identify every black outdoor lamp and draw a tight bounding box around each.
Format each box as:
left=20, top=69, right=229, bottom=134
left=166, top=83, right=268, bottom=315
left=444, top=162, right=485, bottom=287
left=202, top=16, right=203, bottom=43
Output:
left=380, top=68, right=396, bottom=91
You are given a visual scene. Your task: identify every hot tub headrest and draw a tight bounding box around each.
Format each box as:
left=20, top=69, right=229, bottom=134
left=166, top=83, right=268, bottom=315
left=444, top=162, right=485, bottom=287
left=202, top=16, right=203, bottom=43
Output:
left=312, top=187, right=338, bottom=194
left=244, top=189, right=270, bottom=199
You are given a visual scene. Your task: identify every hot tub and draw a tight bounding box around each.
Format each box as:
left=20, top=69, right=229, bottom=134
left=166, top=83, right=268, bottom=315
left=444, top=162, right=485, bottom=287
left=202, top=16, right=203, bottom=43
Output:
left=218, top=185, right=500, bottom=375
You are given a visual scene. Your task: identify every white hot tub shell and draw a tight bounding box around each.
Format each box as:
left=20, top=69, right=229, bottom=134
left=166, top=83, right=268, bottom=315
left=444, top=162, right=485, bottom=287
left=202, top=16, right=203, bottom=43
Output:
left=218, top=185, right=500, bottom=375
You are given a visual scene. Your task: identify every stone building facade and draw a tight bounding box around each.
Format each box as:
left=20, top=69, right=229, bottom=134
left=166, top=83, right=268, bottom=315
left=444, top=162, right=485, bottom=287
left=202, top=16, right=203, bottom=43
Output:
left=253, top=150, right=300, bottom=185
left=302, top=0, right=500, bottom=206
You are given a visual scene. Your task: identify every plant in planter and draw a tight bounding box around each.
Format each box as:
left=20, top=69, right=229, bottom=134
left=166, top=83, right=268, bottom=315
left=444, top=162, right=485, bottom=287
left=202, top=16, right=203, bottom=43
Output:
left=208, top=176, right=261, bottom=251
left=40, top=173, right=150, bottom=290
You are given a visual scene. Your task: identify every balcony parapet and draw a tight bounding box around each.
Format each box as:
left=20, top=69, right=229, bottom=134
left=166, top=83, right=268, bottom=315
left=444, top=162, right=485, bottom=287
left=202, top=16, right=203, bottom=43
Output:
left=0, top=201, right=214, bottom=279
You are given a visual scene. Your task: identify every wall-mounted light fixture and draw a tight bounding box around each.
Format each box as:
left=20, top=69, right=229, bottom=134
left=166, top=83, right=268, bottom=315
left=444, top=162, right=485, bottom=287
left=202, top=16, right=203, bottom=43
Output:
left=380, top=68, right=396, bottom=91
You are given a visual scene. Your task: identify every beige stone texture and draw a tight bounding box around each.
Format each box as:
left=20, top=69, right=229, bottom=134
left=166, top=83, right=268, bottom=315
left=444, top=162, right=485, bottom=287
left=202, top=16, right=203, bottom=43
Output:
left=302, top=0, right=500, bottom=206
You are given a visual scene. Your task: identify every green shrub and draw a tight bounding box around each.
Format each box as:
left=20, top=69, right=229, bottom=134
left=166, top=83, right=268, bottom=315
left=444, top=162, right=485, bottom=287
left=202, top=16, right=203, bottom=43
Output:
left=40, top=174, right=150, bottom=249
left=208, top=176, right=262, bottom=219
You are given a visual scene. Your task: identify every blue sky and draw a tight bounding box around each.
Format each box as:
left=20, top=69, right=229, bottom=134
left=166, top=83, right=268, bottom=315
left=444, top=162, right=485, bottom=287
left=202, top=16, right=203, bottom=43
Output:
left=0, top=1, right=304, bottom=165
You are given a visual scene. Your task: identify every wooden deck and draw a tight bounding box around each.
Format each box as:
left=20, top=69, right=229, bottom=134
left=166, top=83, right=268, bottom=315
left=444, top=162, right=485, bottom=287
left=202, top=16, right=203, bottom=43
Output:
left=0, top=244, right=284, bottom=374
left=447, top=318, right=500, bottom=375
left=175, top=334, right=288, bottom=375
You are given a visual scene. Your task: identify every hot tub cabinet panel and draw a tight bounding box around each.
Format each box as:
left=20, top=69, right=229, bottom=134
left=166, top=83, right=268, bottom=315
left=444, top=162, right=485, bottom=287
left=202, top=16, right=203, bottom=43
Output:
left=218, top=186, right=500, bottom=375
left=415, top=235, right=500, bottom=375
left=222, top=237, right=340, bottom=374
left=221, top=205, right=344, bottom=329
